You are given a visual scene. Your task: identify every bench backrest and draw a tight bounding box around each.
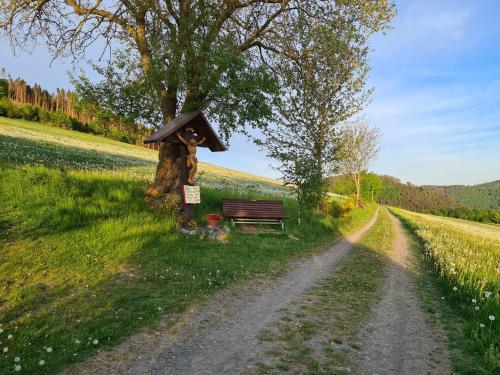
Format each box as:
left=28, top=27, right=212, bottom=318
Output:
left=222, top=199, right=286, bottom=219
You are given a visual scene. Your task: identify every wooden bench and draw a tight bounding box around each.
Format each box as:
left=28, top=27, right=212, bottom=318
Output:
left=222, top=199, right=287, bottom=230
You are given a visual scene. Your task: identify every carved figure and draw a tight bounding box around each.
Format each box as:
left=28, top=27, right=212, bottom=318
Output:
left=175, top=127, right=206, bottom=184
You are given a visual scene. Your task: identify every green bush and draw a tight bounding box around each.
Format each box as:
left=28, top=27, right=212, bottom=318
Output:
left=329, top=199, right=344, bottom=217
left=0, top=97, right=20, bottom=118
left=20, top=104, right=39, bottom=121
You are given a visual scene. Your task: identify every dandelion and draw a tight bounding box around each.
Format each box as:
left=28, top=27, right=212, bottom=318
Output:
left=14, top=357, right=20, bottom=362
left=475, top=306, right=480, bottom=311
left=489, top=315, right=495, bottom=321
left=75, top=339, right=81, bottom=344
left=484, top=291, right=491, bottom=298
left=7, top=334, right=13, bottom=339
left=453, top=287, right=457, bottom=291
left=14, top=365, right=21, bottom=371
left=46, top=347, right=53, bottom=353
left=472, top=299, right=476, bottom=303
left=93, top=339, right=99, bottom=345
left=3, top=347, right=8, bottom=353
left=480, top=323, right=485, bottom=328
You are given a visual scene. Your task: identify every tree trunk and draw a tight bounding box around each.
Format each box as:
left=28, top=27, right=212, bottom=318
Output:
left=354, top=174, right=360, bottom=208
left=144, top=141, right=183, bottom=206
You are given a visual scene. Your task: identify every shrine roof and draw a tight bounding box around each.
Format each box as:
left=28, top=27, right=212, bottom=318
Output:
left=144, top=110, right=226, bottom=152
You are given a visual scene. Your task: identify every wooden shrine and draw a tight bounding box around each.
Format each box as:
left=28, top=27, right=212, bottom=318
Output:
left=144, top=110, right=226, bottom=221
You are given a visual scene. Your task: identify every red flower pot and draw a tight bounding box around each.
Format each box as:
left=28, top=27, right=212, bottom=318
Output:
left=206, top=214, right=222, bottom=226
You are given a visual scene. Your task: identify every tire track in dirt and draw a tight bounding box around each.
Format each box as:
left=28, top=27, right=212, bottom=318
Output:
left=354, top=212, right=450, bottom=375
left=61, top=209, right=379, bottom=375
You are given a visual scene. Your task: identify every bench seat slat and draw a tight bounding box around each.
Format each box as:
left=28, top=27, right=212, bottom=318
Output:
left=222, top=199, right=287, bottom=221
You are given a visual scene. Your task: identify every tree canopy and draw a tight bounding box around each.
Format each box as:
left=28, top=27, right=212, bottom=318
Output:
left=1, top=1, right=396, bottom=201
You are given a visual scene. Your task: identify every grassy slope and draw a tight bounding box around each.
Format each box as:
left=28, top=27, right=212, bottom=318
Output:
left=0, top=117, right=288, bottom=195
left=426, top=181, right=500, bottom=210
left=0, top=117, right=375, bottom=374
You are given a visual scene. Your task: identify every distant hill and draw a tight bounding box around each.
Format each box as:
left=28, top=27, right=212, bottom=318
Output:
left=378, top=175, right=464, bottom=212
left=423, top=180, right=500, bottom=210
left=329, top=173, right=499, bottom=223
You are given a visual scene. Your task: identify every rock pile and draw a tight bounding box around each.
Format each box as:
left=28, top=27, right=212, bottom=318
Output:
left=179, top=225, right=231, bottom=243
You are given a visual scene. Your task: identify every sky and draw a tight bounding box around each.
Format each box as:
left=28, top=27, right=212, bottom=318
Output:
left=1, top=0, right=499, bottom=186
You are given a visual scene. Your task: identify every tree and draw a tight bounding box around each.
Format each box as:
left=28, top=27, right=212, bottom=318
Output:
left=258, top=6, right=392, bottom=214
left=1, top=1, right=395, bottom=205
left=337, top=120, right=380, bottom=207
left=329, top=172, right=382, bottom=202
left=361, top=172, right=382, bottom=202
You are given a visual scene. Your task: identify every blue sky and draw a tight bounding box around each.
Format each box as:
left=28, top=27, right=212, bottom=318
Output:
left=1, top=0, right=499, bottom=185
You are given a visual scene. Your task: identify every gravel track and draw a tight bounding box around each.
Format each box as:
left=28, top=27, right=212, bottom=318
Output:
left=62, top=209, right=379, bottom=375
left=355, top=212, right=450, bottom=375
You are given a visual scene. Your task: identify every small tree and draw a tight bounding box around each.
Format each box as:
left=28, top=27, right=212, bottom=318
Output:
left=337, top=121, right=381, bottom=207
left=284, top=157, right=324, bottom=225
left=257, top=7, right=389, bottom=217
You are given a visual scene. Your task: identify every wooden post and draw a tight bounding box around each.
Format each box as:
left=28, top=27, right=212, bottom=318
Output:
left=179, top=130, right=194, bottom=222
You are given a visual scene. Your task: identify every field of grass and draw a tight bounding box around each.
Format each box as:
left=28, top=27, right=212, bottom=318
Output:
left=0, top=117, right=375, bottom=374
left=0, top=117, right=289, bottom=195
left=391, top=207, right=499, bottom=370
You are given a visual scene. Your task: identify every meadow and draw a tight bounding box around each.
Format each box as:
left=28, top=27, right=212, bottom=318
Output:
left=0, top=117, right=375, bottom=374
left=391, top=207, right=499, bottom=370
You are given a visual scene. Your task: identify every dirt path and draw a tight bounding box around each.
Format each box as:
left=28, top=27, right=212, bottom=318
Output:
left=354, top=212, right=450, bottom=375
left=62, top=209, right=379, bottom=375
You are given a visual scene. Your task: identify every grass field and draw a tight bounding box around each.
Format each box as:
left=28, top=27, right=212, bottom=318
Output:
left=391, top=207, right=499, bottom=370
left=0, top=117, right=290, bottom=195
left=0, top=117, right=375, bottom=374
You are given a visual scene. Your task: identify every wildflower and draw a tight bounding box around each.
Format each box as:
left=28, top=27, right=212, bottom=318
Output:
left=452, top=287, right=457, bottom=291
left=14, top=357, right=20, bottom=362
left=0, top=328, right=3, bottom=333
left=39, top=360, right=45, bottom=366
left=475, top=306, right=480, bottom=311
left=46, top=347, right=53, bottom=353
left=472, top=299, right=476, bottom=303
left=7, top=334, right=13, bottom=339
left=480, top=323, right=485, bottom=328
left=75, top=339, right=81, bottom=344
left=93, top=339, right=98, bottom=345
left=14, top=365, right=21, bottom=371
left=484, top=291, right=491, bottom=298
left=3, top=347, right=8, bottom=353
left=489, top=315, right=495, bottom=321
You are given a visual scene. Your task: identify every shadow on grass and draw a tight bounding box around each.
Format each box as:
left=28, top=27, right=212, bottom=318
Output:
left=0, top=161, right=370, bottom=374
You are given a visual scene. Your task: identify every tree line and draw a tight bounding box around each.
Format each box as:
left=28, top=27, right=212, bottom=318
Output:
left=0, top=69, right=152, bottom=145
left=329, top=173, right=500, bottom=224
left=424, top=181, right=500, bottom=210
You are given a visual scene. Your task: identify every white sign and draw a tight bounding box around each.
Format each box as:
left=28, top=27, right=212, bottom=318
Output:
left=183, top=185, right=201, bottom=204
